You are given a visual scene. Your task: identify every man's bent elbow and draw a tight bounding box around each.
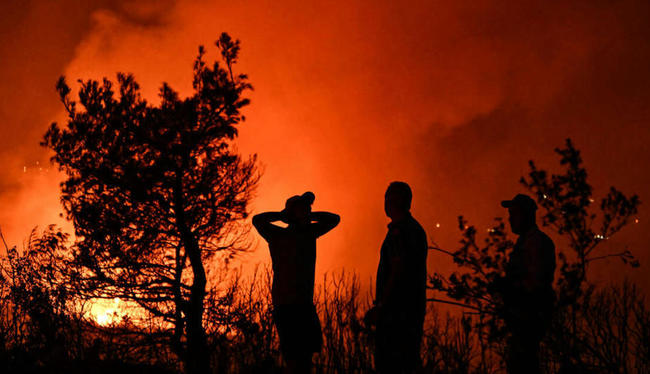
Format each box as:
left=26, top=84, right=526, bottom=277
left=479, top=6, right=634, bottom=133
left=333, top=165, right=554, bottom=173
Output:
left=252, top=214, right=264, bottom=229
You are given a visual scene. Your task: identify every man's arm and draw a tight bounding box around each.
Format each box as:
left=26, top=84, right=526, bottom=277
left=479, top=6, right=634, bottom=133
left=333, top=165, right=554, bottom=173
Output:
left=252, top=212, right=285, bottom=241
left=378, top=256, right=403, bottom=307
left=375, top=232, right=405, bottom=307
left=376, top=226, right=427, bottom=306
left=524, top=236, right=556, bottom=292
left=309, top=211, right=340, bottom=238
left=522, top=237, right=553, bottom=293
left=366, top=245, right=390, bottom=326
left=375, top=251, right=388, bottom=305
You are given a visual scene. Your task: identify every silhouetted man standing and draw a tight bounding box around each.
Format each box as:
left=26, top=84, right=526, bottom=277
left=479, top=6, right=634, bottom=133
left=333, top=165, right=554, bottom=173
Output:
left=252, top=192, right=340, bottom=374
left=365, top=182, right=428, bottom=374
left=500, top=194, right=556, bottom=374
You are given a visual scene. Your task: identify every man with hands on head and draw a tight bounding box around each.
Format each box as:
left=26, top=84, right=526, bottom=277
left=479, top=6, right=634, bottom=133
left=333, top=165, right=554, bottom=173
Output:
left=252, top=191, right=340, bottom=374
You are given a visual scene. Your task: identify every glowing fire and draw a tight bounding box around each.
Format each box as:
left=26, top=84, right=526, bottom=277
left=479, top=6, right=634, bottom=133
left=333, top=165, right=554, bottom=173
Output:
left=90, top=298, right=124, bottom=326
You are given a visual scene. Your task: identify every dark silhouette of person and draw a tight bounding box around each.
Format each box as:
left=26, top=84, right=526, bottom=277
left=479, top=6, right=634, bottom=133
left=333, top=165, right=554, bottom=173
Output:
left=499, top=194, right=556, bottom=374
left=252, top=192, right=340, bottom=374
left=364, top=181, right=428, bottom=374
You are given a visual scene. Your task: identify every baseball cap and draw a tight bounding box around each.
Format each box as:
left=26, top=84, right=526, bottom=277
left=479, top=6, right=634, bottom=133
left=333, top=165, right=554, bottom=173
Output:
left=501, top=194, right=538, bottom=212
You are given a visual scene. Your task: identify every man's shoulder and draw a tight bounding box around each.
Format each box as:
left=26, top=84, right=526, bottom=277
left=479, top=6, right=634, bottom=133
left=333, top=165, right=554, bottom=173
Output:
left=406, top=217, right=428, bottom=247
left=404, top=215, right=421, bottom=229
left=534, top=227, right=553, bottom=241
left=527, top=227, right=555, bottom=250
left=404, top=215, right=424, bottom=233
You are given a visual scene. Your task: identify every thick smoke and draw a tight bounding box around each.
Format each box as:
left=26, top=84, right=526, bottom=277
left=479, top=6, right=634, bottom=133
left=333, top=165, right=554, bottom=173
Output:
left=1, top=0, right=648, bottom=288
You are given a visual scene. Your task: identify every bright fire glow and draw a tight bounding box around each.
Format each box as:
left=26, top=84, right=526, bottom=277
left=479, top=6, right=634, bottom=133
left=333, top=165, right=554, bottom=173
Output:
left=90, top=298, right=124, bottom=326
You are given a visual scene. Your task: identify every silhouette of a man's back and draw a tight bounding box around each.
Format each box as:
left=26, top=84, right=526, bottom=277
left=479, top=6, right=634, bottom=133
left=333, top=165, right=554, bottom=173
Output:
left=253, top=192, right=339, bottom=374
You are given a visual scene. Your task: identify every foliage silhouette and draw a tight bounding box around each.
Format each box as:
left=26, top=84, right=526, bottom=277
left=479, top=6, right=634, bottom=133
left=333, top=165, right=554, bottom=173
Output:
left=521, top=138, right=640, bottom=305
left=42, top=33, right=259, bottom=374
left=429, top=138, right=642, bottom=372
left=0, top=226, right=84, bottom=372
left=521, top=138, right=640, bottom=371
left=0, top=241, right=647, bottom=373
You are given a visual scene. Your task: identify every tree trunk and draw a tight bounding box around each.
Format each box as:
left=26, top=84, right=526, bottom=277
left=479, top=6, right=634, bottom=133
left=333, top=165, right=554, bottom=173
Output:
left=172, top=243, right=185, bottom=360
left=174, top=177, right=211, bottom=374
left=185, top=246, right=209, bottom=374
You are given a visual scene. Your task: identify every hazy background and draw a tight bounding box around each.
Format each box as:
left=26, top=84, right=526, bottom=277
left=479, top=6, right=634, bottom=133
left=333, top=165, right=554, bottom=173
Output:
left=1, top=0, right=648, bottom=296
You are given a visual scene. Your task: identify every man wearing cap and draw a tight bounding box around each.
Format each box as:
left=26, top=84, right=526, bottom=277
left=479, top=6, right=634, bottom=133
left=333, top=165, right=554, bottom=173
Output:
left=252, top=192, right=340, bottom=374
left=365, top=181, right=428, bottom=374
left=499, top=194, right=556, bottom=374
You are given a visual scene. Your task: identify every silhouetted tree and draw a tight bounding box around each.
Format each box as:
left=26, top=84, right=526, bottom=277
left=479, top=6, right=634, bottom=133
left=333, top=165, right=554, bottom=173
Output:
left=521, top=138, right=639, bottom=304
left=521, top=138, right=640, bottom=371
left=428, top=217, right=512, bottom=368
left=429, top=138, right=641, bottom=372
left=43, top=33, right=258, bottom=374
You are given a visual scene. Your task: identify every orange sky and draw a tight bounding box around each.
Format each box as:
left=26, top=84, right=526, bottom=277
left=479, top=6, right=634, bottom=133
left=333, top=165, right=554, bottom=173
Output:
left=1, top=0, right=649, bottom=297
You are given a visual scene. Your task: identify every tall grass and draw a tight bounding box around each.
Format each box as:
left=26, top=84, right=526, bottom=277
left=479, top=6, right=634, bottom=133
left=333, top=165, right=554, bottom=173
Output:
left=0, top=248, right=648, bottom=373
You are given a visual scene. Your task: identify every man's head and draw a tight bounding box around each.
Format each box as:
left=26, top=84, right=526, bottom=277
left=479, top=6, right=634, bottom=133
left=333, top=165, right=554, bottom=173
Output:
left=501, top=194, right=537, bottom=235
left=384, top=181, right=412, bottom=220
left=284, top=192, right=315, bottom=225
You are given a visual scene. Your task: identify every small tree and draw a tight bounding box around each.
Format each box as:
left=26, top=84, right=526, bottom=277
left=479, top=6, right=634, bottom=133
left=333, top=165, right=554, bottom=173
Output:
left=43, top=33, right=259, bottom=373
left=428, top=217, right=513, bottom=371
left=521, top=138, right=640, bottom=305
left=429, top=138, right=641, bottom=371
left=521, top=138, right=639, bottom=370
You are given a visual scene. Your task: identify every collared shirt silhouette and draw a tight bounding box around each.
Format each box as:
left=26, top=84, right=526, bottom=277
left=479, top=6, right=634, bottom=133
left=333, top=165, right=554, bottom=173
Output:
left=505, top=225, right=555, bottom=301
left=366, top=181, right=428, bottom=374
left=375, top=214, right=428, bottom=317
left=500, top=194, right=556, bottom=374
left=252, top=192, right=339, bottom=374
